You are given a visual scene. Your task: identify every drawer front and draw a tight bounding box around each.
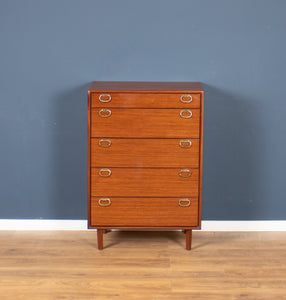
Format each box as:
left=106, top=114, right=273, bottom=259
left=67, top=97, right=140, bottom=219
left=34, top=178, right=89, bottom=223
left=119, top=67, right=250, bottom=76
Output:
left=91, top=138, right=199, bottom=168
left=91, top=168, right=199, bottom=197
left=91, top=93, right=200, bottom=108
left=90, top=197, right=198, bottom=227
left=91, top=108, right=200, bottom=138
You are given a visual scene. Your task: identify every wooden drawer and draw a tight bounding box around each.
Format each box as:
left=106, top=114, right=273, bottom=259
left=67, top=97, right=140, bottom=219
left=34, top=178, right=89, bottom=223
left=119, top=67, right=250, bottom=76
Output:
left=91, top=138, right=200, bottom=168
left=91, top=93, right=200, bottom=108
left=91, top=168, right=199, bottom=197
left=90, top=197, right=199, bottom=227
left=91, top=108, right=200, bottom=138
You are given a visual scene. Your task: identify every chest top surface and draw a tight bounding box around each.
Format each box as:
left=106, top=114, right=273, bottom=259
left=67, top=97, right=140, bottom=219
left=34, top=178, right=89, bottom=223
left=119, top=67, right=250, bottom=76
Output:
left=88, top=81, right=203, bottom=93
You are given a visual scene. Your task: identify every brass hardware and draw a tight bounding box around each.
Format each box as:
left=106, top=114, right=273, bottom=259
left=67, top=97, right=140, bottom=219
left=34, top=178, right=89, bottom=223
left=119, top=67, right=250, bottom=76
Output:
left=99, top=108, right=112, bottom=117
left=179, top=198, right=191, bottom=207
left=180, top=110, right=192, bottom=118
left=179, top=169, right=192, bottom=177
left=99, top=94, right=112, bottom=103
left=180, top=94, right=193, bottom=103
left=98, top=198, right=111, bottom=207
left=99, top=168, right=112, bottom=177
left=179, top=139, right=192, bottom=148
left=99, top=139, right=112, bottom=148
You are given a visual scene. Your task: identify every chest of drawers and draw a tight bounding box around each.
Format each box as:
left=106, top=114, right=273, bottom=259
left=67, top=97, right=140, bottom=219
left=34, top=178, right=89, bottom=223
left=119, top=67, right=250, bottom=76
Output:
left=87, top=81, right=204, bottom=250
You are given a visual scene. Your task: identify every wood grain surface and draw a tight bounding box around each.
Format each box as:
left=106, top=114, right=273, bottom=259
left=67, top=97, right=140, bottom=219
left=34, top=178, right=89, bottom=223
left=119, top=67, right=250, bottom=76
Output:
left=91, top=168, right=199, bottom=197
left=90, top=138, right=200, bottom=168
left=87, top=82, right=204, bottom=250
left=1, top=231, right=286, bottom=299
left=91, top=92, right=201, bottom=108
left=90, top=197, right=198, bottom=227
left=91, top=108, right=200, bottom=138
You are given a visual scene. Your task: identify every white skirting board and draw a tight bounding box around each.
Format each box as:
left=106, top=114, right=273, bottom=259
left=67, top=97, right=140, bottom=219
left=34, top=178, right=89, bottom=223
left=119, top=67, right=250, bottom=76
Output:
left=0, top=220, right=286, bottom=231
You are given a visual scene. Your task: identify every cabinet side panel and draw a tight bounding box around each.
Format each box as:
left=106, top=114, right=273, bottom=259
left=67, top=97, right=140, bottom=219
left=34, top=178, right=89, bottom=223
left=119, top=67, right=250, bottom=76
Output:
left=198, top=91, right=204, bottom=228
left=87, top=90, right=91, bottom=228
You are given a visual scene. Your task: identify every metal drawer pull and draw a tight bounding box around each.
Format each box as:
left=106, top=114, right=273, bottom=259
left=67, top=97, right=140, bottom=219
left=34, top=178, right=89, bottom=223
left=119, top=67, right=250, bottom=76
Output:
left=99, top=108, right=112, bottom=117
left=98, top=198, right=111, bottom=207
left=179, top=169, right=192, bottom=177
left=99, top=168, right=112, bottom=177
left=99, top=94, right=112, bottom=103
left=180, top=94, right=193, bottom=103
left=179, top=139, right=192, bottom=148
left=99, top=139, right=112, bottom=148
left=179, top=198, right=191, bottom=207
left=180, top=110, right=192, bottom=118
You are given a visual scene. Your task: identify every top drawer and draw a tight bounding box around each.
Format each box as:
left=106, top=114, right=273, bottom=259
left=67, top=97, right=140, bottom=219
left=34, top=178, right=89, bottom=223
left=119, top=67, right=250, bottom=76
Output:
left=90, top=93, right=200, bottom=108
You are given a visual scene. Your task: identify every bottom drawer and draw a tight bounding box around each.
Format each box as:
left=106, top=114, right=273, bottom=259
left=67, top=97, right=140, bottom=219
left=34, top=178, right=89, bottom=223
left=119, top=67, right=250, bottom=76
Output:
left=90, top=197, right=198, bottom=227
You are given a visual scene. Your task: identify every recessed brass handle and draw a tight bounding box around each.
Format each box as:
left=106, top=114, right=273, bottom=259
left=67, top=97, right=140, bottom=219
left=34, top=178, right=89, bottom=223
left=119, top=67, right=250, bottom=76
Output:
left=179, top=198, right=191, bottom=207
left=179, top=169, right=192, bottom=178
left=98, top=198, right=111, bottom=207
left=99, top=139, right=112, bottom=148
left=99, top=108, right=112, bottom=117
left=99, top=94, right=112, bottom=103
left=180, top=94, right=193, bottom=103
left=99, top=168, right=112, bottom=177
left=180, top=110, right=192, bottom=119
left=179, top=139, right=192, bottom=148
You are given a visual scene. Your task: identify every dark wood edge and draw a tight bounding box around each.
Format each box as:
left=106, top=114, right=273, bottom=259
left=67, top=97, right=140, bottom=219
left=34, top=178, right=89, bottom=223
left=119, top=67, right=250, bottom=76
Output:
left=90, top=107, right=201, bottom=109
left=90, top=137, right=201, bottom=140
left=87, top=90, right=91, bottom=229
left=89, top=91, right=203, bottom=94
left=198, top=90, right=204, bottom=228
left=88, top=226, right=201, bottom=230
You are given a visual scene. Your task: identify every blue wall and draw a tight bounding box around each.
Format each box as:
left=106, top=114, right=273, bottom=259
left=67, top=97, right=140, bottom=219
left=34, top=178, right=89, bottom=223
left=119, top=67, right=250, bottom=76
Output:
left=1, top=0, right=285, bottom=220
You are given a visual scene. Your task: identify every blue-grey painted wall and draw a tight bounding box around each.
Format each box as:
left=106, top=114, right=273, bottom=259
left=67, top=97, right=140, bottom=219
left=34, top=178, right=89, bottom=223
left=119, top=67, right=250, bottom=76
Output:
left=1, top=0, right=285, bottom=220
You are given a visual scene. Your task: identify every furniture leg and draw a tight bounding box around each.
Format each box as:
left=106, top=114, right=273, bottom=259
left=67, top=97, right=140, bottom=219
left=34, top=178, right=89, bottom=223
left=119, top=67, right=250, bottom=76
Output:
left=97, top=229, right=104, bottom=250
left=186, top=229, right=192, bottom=250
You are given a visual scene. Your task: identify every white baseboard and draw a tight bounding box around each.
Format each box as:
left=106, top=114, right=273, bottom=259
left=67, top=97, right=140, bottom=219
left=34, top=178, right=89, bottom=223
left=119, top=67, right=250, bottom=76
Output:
left=201, top=221, right=286, bottom=231
left=0, top=220, right=88, bottom=230
left=0, top=220, right=286, bottom=231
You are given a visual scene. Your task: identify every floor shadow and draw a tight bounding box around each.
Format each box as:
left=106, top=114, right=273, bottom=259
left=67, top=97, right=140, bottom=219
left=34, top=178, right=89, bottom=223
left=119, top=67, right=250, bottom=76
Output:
left=51, top=83, right=90, bottom=219
left=103, top=230, right=180, bottom=248
left=202, top=84, right=262, bottom=220
left=102, top=230, right=213, bottom=250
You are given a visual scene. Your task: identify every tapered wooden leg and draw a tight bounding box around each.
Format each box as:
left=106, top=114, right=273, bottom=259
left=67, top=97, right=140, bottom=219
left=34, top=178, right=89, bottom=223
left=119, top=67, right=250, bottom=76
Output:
left=97, top=229, right=104, bottom=250
left=186, top=230, right=192, bottom=250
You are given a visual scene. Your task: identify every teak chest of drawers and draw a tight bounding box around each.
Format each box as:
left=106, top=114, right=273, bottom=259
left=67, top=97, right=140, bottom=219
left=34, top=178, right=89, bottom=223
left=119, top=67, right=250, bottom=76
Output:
left=87, top=81, right=204, bottom=250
